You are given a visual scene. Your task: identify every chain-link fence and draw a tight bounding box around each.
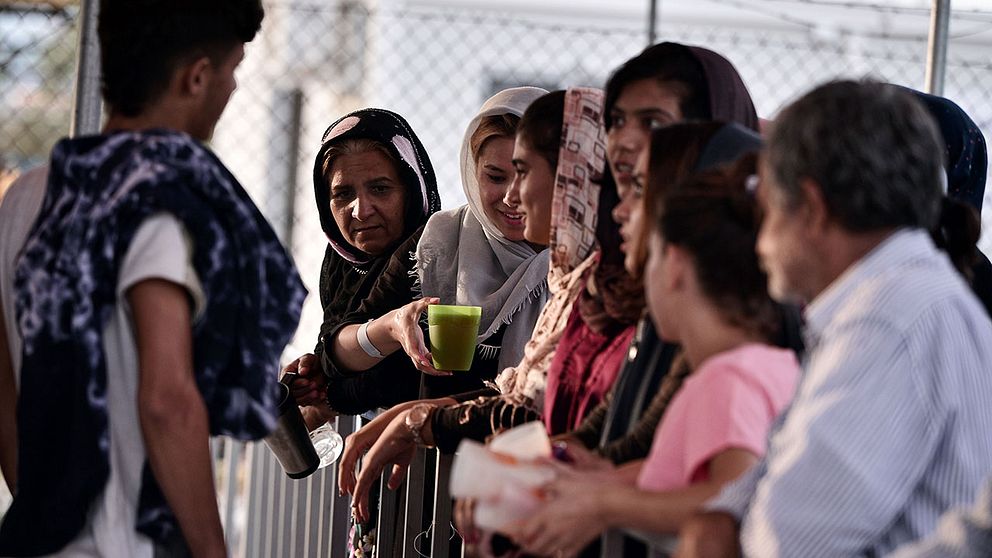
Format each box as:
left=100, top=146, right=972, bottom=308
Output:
left=4, top=1, right=991, bottom=355
left=3, top=0, right=992, bottom=554
left=0, top=3, right=76, bottom=175
left=212, top=0, right=992, bottom=357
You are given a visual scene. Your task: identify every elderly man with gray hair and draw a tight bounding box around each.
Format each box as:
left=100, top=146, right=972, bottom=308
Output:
left=675, top=80, right=992, bottom=558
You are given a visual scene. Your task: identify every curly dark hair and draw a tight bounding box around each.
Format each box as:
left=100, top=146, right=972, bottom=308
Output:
left=98, top=0, right=264, bottom=117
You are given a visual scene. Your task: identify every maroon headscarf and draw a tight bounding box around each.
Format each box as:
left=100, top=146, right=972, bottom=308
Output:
left=587, top=41, right=762, bottom=334
left=604, top=41, right=760, bottom=133
left=686, top=45, right=760, bottom=131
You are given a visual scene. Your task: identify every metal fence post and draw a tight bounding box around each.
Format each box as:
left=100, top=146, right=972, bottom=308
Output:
left=374, top=468, right=405, bottom=558
left=925, top=0, right=951, bottom=96
left=647, top=0, right=659, bottom=47
left=330, top=415, right=360, bottom=557
left=223, top=440, right=242, bottom=550
left=402, top=449, right=428, bottom=557
left=70, top=0, right=102, bottom=137
left=430, top=452, right=455, bottom=558
left=282, top=88, right=304, bottom=247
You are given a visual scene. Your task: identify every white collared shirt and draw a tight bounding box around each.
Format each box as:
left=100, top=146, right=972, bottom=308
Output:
left=707, top=228, right=992, bottom=557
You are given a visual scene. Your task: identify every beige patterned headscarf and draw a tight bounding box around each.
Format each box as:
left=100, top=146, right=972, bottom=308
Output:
left=494, top=87, right=607, bottom=414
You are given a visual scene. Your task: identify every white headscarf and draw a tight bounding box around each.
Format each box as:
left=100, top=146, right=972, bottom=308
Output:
left=417, top=87, right=550, bottom=372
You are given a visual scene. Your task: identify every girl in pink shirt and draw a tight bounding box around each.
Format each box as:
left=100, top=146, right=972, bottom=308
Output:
left=509, top=141, right=799, bottom=557
left=635, top=342, right=797, bottom=492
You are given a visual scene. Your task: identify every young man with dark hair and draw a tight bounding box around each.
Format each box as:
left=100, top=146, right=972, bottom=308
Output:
left=676, top=80, right=992, bottom=558
left=0, top=2, right=305, bottom=556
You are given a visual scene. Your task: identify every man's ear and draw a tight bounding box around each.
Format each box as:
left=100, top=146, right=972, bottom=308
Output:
left=176, top=56, right=213, bottom=98
left=799, top=178, right=831, bottom=234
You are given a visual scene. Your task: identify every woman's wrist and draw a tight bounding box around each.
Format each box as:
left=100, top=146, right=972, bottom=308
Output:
left=420, top=406, right=437, bottom=447
left=357, top=320, right=385, bottom=359
left=385, top=309, right=403, bottom=344
left=403, top=403, right=438, bottom=447
left=599, top=482, right=642, bottom=530
left=594, top=484, right=621, bottom=529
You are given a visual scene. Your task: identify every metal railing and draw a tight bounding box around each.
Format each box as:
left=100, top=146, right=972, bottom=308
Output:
left=231, top=415, right=461, bottom=558
left=5, top=1, right=985, bottom=556
left=229, top=415, right=360, bottom=558
left=233, top=427, right=675, bottom=558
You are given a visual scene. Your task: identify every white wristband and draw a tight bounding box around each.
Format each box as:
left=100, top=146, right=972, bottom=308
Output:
left=357, top=320, right=385, bottom=359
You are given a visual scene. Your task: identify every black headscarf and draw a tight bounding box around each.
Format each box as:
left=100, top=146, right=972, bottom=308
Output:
left=686, top=45, right=761, bottom=132
left=311, top=109, right=442, bottom=412
left=693, top=122, right=762, bottom=171
left=313, top=108, right=442, bottom=265
left=909, top=89, right=992, bottom=317
left=313, top=108, right=440, bottom=321
left=910, top=89, right=987, bottom=212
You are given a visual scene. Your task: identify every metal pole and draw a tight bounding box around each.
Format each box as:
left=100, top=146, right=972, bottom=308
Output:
left=924, top=0, right=951, bottom=96
left=223, top=440, right=242, bottom=550
left=283, top=89, right=304, bottom=248
left=70, top=0, right=103, bottom=137
left=430, top=452, right=454, bottom=558
left=647, top=0, right=659, bottom=46
left=330, top=415, right=360, bottom=558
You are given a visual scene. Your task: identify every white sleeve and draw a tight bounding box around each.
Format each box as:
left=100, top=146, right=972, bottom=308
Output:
left=117, top=212, right=205, bottom=320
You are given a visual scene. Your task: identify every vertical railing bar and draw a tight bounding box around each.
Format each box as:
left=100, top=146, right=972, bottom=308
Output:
left=276, top=458, right=290, bottom=558
left=245, top=444, right=262, bottom=558
left=402, top=448, right=427, bottom=558
left=315, top=467, right=327, bottom=557
left=224, top=439, right=242, bottom=550
left=323, top=465, right=337, bottom=557
left=290, top=474, right=303, bottom=558
left=600, top=530, right=624, bottom=558
left=330, top=415, right=359, bottom=557
left=431, top=451, right=454, bottom=558
left=924, top=0, right=951, bottom=96
left=302, top=472, right=314, bottom=557
left=646, top=0, right=659, bottom=47
left=210, top=438, right=225, bottom=535
left=393, top=480, right=409, bottom=558
left=281, top=88, right=303, bottom=246
left=374, top=468, right=399, bottom=558
left=262, top=449, right=276, bottom=557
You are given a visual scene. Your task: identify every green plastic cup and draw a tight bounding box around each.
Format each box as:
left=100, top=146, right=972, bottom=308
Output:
left=427, top=304, right=482, bottom=371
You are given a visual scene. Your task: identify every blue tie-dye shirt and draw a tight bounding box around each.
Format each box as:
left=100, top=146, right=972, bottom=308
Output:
left=0, top=130, right=306, bottom=554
